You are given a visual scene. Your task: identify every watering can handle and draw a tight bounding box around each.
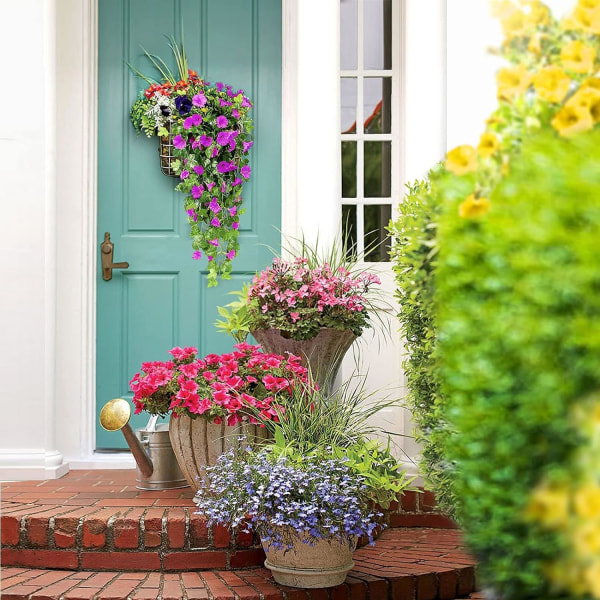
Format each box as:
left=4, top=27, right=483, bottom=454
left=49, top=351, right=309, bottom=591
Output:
left=147, top=415, right=159, bottom=433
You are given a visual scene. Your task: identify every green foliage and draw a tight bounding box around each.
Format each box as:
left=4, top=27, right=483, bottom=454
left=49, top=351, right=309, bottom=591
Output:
left=214, top=284, right=251, bottom=343
left=387, top=174, right=456, bottom=515
left=435, top=129, right=600, bottom=599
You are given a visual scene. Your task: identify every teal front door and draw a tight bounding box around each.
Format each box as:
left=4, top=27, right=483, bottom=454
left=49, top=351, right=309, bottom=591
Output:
left=96, top=0, right=281, bottom=449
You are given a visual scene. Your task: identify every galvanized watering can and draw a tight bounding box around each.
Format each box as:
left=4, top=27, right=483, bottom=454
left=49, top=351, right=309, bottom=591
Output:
left=99, top=398, right=189, bottom=491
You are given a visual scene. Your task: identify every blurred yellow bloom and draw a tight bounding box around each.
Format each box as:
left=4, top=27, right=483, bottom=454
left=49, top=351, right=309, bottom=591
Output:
left=491, top=0, right=518, bottom=18
left=533, top=66, right=571, bottom=103
left=527, top=34, right=542, bottom=55
left=526, top=484, right=569, bottom=527
left=458, top=195, right=490, bottom=219
left=561, top=40, right=596, bottom=74
left=497, top=65, right=532, bottom=100
left=546, top=560, right=589, bottom=596
left=585, top=560, right=600, bottom=599
left=552, top=104, right=595, bottom=137
left=445, top=145, right=478, bottom=175
left=574, top=484, right=600, bottom=518
left=573, top=521, right=600, bottom=557
left=581, top=76, right=600, bottom=91
left=562, top=13, right=583, bottom=30
left=521, top=0, right=551, bottom=26
left=566, top=88, right=600, bottom=122
left=500, top=8, right=528, bottom=38
left=574, top=5, right=600, bottom=33
left=579, top=0, right=600, bottom=9
left=477, top=132, right=500, bottom=158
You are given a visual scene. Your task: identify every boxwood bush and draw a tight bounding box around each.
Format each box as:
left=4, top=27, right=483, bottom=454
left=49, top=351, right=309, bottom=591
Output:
left=435, top=129, right=600, bottom=598
left=388, top=174, right=457, bottom=515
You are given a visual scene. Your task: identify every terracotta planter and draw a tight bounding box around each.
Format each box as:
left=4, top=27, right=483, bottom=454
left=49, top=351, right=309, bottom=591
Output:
left=262, top=528, right=357, bottom=588
left=251, top=328, right=356, bottom=388
left=168, top=415, right=270, bottom=492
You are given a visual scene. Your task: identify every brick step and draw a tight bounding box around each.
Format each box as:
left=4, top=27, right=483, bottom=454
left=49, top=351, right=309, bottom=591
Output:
left=1, top=528, right=477, bottom=599
left=1, top=471, right=457, bottom=573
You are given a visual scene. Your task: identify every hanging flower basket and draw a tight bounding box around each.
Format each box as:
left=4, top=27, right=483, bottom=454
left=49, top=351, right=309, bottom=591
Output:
left=158, top=124, right=179, bottom=178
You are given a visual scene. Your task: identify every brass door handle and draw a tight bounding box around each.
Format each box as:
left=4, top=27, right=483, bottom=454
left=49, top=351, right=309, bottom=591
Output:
left=100, top=232, right=130, bottom=281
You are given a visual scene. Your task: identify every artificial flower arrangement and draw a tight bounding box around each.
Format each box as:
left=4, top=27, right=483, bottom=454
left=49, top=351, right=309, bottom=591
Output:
left=444, top=0, right=600, bottom=219
left=129, top=38, right=253, bottom=285
left=128, top=342, right=310, bottom=426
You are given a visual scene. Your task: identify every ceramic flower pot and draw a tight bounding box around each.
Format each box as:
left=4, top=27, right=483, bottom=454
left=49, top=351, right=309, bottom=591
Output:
left=262, top=528, right=357, bottom=588
left=251, top=328, right=356, bottom=388
left=168, top=415, right=270, bottom=492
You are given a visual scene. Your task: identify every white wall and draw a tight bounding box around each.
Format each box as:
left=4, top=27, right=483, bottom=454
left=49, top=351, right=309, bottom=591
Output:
left=0, top=0, right=68, bottom=479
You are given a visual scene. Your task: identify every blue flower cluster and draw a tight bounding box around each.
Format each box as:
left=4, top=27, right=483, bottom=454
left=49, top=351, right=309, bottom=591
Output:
left=193, top=447, right=382, bottom=550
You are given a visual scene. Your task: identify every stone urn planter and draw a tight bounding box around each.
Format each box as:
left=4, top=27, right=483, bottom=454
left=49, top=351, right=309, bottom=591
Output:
left=251, top=328, right=356, bottom=388
left=262, top=528, right=357, bottom=588
left=169, top=416, right=270, bottom=492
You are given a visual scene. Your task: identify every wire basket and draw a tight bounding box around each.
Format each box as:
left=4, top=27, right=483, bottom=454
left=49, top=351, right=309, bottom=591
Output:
left=158, top=126, right=179, bottom=178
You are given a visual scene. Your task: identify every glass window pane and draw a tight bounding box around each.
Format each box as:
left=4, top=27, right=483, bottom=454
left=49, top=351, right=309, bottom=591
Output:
left=364, top=0, right=392, bottom=70
left=341, top=78, right=357, bottom=134
left=342, top=142, right=357, bottom=198
left=364, top=141, right=391, bottom=197
left=341, top=0, right=358, bottom=70
left=342, top=204, right=357, bottom=259
left=364, top=204, right=392, bottom=262
left=364, top=77, right=391, bottom=134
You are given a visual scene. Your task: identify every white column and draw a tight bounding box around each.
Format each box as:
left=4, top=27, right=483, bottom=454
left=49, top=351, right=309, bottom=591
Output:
left=0, top=0, right=68, bottom=479
left=282, top=0, right=341, bottom=250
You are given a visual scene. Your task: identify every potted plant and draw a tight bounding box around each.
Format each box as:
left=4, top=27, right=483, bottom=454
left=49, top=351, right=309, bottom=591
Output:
left=129, top=37, right=254, bottom=285
left=129, top=342, right=311, bottom=490
left=194, top=374, right=414, bottom=588
left=215, top=238, right=384, bottom=387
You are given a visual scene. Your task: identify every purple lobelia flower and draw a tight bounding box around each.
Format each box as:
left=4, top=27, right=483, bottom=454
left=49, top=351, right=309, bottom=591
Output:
left=175, top=95, right=193, bottom=115
left=193, top=165, right=204, bottom=176
left=192, top=250, right=202, bottom=260
left=208, top=198, right=221, bottom=213
left=192, top=93, right=207, bottom=107
left=173, top=134, right=186, bottom=149
left=200, top=135, right=213, bottom=147
left=211, top=217, right=221, bottom=227
left=226, top=250, right=236, bottom=260
left=216, top=115, right=228, bottom=128
left=240, top=165, right=251, bottom=180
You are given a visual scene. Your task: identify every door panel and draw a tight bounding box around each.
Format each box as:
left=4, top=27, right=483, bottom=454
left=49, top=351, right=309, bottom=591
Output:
left=96, top=0, right=281, bottom=449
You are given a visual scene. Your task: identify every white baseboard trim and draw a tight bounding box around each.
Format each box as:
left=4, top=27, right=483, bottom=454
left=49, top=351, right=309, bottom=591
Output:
left=66, top=453, right=136, bottom=470
left=0, top=450, right=70, bottom=482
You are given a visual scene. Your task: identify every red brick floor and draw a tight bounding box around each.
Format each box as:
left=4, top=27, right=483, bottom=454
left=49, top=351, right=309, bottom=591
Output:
left=1, top=471, right=477, bottom=599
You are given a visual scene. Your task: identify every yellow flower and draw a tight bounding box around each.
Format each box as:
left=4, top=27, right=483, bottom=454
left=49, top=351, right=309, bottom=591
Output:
left=525, top=483, right=569, bottom=527
left=552, top=104, right=595, bottom=137
left=584, top=559, right=600, bottom=599
left=458, top=195, right=490, bottom=219
left=566, top=88, right=600, bottom=122
left=527, top=33, right=542, bottom=55
left=533, top=66, right=572, bottom=103
left=573, top=521, right=600, bottom=557
left=562, top=13, right=583, bottom=30
left=574, top=484, right=600, bottom=518
left=574, top=5, right=600, bottom=33
left=477, top=132, right=500, bottom=158
left=500, top=7, right=529, bottom=38
left=579, top=0, right=600, bottom=9
left=561, top=40, right=596, bottom=74
left=445, top=145, right=478, bottom=175
left=521, top=0, right=551, bottom=26
left=497, top=65, right=532, bottom=101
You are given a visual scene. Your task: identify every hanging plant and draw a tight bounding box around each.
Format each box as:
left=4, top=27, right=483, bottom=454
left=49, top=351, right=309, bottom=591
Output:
left=129, top=37, right=254, bottom=286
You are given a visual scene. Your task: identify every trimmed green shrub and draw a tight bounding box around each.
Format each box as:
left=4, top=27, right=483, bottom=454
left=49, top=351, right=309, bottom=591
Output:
left=435, top=128, right=600, bottom=598
left=388, top=174, right=457, bottom=515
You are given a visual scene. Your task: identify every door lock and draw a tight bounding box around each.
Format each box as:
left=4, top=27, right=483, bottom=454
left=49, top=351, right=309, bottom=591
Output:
left=100, top=232, right=130, bottom=281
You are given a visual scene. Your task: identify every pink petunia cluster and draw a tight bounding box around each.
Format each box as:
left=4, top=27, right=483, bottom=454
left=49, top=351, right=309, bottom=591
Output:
left=129, top=343, right=310, bottom=425
left=246, top=258, right=381, bottom=338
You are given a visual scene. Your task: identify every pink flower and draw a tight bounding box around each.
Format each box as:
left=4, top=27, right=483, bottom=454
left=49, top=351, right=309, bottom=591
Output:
left=226, top=250, right=236, bottom=260
left=290, top=312, right=300, bottom=322
left=209, top=239, right=219, bottom=247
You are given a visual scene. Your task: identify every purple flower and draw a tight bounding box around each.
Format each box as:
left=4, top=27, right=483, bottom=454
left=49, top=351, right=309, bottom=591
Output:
left=191, top=137, right=200, bottom=149
left=207, top=182, right=216, bottom=191
left=211, top=217, right=221, bottom=227
left=209, top=238, right=219, bottom=247
left=226, top=250, right=236, bottom=260
left=175, top=95, right=193, bottom=115
left=228, top=206, right=237, bottom=217
left=209, top=198, right=221, bottom=213
left=193, top=165, right=204, bottom=176
left=232, top=109, right=240, bottom=119
left=211, top=146, right=219, bottom=158
left=219, top=99, right=233, bottom=108
left=191, top=185, right=203, bottom=199
left=192, top=250, right=202, bottom=260
left=186, top=209, right=198, bottom=222
left=200, top=135, right=213, bottom=147
left=241, top=97, right=251, bottom=108
left=232, top=222, right=239, bottom=230
left=216, top=115, right=228, bottom=128
left=243, top=141, right=253, bottom=153
left=180, top=170, right=189, bottom=180
left=240, top=165, right=251, bottom=180
left=207, top=255, right=214, bottom=262
left=192, top=93, right=207, bottom=107
left=217, top=161, right=236, bottom=174
left=216, top=82, right=224, bottom=91
left=216, top=131, right=232, bottom=146
left=221, top=182, right=226, bottom=193
left=232, top=177, right=243, bottom=187
left=183, top=113, right=202, bottom=129
left=173, top=135, right=186, bottom=149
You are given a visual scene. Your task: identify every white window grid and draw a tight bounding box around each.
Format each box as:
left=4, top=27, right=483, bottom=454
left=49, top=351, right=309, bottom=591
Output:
left=340, top=0, right=403, bottom=261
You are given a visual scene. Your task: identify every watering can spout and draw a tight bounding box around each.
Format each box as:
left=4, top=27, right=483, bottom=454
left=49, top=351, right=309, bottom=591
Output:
left=99, top=398, right=154, bottom=478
